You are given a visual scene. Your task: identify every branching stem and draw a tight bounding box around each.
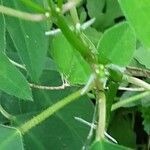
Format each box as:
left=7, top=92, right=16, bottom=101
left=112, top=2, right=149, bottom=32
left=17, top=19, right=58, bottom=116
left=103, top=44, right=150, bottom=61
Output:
left=96, top=92, right=106, bottom=140
left=19, top=85, right=93, bottom=134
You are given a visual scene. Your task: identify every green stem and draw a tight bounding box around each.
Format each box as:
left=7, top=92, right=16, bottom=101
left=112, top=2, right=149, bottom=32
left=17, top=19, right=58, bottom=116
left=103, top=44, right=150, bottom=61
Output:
left=124, top=75, right=150, bottom=90
left=0, top=104, right=15, bottom=120
left=68, top=0, right=79, bottom=24
left=111, top=91, right=150, bottom=111
left=56, top=14, right=95, bottom=62
left=48, top=0, right=97, bottom=63
left=0, top=5, right=47, bottom=21
left=96, top=91, right=106, bottom=140
left=19, top=88, right=90, bottom=134
left=126, top=66, right=150, bottom=78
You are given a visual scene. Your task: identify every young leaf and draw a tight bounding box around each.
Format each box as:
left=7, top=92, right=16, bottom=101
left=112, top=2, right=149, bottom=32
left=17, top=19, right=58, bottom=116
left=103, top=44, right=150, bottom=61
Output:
left=90, top=139, right=132, bottom=150
left=51, top=34, right=92, bottom=84
left=4, top=0, right=48, bottom=82
left=97, top=22, right=136, bottom=66
left=0, top=125, right=24, bottom=150
left=118, top=0, right=150, bottom=50
left=87, top=0, right=122, bottom=31
left=0, top=52, right=32, bottom=100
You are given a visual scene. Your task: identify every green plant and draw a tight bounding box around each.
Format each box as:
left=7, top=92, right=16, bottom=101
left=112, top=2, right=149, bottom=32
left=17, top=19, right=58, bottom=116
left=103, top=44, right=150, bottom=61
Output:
left=0, top=0, right=150, bottom=149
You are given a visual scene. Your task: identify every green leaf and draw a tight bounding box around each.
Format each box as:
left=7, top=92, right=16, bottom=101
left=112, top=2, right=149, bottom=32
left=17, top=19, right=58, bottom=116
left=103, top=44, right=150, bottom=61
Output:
left=4, top=0, right=48, bottom=82
left=118, top=0, right=150, bottom=50
left=20, top=0, right=46, bottom=13
left=87, top=0, right=122, bottom=31
left=0, top=125, right=24, bottom=150
left=97, top=22, right=136, bottom=66
left=141, top=106, right=150, bottom=135
left=51, top=33, right=92, bottom=84
left=0, top=0, right=5, bottom=52
left=108, top=113, right=136, bottom=148
left=90, top=139, right=132, bottom=150
left=7, top=70, right=94, bottom=149
left=0, top=52, right=32, bottom=100
left=134, top=46, right=150, bottom=70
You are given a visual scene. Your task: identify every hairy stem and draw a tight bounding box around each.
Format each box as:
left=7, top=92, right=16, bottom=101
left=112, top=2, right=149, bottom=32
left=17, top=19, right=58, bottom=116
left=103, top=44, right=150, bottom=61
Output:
left=29, top=82, right=69, bottom=90
left=19, top=86, right=92, bottom=134
left=111, top=91, right=150, bottom=111
left=45, top=18, right=95, bottom=36
left=96, top=92, right=106, bottom=140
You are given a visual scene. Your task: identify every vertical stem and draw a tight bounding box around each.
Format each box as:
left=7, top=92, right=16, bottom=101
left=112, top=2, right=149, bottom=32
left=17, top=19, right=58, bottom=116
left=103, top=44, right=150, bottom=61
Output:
left=96, top=91, right=106, bottom=140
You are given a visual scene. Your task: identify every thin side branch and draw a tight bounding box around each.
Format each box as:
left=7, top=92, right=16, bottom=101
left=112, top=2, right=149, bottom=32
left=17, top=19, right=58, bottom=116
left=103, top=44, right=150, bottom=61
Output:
left=0, top=5, right=47, bottom=21
left=29, top=83, right=70, bottom=90
left=118, top=87, right=145, bottom=92
left=45, top=18, right=95, bottom=36
left=111, top=91, right=150, bottom=111
left=0, top=0, right=80, bottom=22
left=9, top=59, right=26, bottom=70
left=0, top=104, right=15, bottom=120
left=9, top=58, right=70, bottom=90
left=124, top=75, right=150, bottom=90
